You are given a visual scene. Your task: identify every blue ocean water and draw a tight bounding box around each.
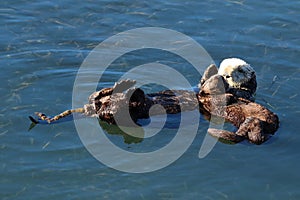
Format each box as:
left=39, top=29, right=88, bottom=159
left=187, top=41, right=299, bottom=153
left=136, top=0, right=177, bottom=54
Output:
left=1, top=0, right=300, bottom=199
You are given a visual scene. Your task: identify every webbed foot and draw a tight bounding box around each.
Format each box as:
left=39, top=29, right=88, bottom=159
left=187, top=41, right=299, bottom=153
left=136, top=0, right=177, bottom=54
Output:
left=113, top=79, right=136, bottom=92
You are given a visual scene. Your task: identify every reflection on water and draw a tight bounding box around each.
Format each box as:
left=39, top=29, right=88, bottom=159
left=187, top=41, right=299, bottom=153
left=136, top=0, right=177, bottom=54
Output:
left=1, top=0, right=300, bottom=199
left=99, top=120, right=144, bottom=144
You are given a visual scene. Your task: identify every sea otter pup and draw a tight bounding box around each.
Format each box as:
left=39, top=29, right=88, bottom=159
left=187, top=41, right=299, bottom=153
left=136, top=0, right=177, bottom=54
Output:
left=30, top=80, right=198, bottom=125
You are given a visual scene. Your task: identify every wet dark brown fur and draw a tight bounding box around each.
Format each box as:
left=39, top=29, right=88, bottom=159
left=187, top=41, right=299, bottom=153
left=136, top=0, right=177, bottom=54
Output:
left=30, top=68, right=279, bottom=144
left=198, top=71, right=279, bottom=144
left=31, top=80, right=198, bottom=125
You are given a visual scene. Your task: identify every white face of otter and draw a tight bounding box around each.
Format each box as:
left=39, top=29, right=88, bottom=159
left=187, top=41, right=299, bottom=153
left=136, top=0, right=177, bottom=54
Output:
left=218, top=58, right=255, bottom=89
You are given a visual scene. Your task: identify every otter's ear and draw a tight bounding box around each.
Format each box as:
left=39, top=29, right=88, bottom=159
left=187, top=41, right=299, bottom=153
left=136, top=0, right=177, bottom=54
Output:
left=199, top=64, right=218, bottom=87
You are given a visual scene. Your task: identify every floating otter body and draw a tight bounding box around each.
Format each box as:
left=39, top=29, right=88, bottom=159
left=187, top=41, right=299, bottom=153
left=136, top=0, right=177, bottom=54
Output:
left=30, top=59, right=279, bottom=144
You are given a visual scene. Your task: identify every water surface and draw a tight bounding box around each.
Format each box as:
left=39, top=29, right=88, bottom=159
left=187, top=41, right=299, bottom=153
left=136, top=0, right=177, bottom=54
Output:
left=1, top=0, right=300, bottom=199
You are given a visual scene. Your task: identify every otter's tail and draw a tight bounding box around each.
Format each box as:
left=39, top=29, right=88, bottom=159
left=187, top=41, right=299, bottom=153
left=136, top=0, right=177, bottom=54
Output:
left=29, top=108, right=85, bottom=125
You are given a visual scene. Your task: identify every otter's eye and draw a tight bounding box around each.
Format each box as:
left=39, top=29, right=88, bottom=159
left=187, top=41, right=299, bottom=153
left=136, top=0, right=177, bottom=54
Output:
left=237, top=68, right=243, bottom=73
left=225, top=75, right=231, bottom=79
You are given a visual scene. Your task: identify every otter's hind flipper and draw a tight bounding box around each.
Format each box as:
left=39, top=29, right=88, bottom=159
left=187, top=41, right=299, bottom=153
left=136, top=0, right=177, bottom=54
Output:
left=89, top=80, right=137, bottom=103
left=113, top=79, right=136, bottom=93
left=30, top=108, right=85, bottom=124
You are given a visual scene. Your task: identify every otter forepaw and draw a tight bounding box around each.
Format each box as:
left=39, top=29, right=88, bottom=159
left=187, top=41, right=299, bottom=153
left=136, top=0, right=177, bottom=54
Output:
left=199, top=64, right=218, bottom=86
left=239, top=117, right=266, bottom=145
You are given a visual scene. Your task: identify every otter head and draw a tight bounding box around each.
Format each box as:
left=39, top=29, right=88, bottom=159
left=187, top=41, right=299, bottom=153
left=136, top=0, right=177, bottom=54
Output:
left=218, top=58, right=255, bottom=89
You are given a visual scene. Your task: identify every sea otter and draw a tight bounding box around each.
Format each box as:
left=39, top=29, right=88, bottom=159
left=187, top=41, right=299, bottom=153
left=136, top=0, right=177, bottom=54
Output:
left=29, top=59, right=279, bottom=144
